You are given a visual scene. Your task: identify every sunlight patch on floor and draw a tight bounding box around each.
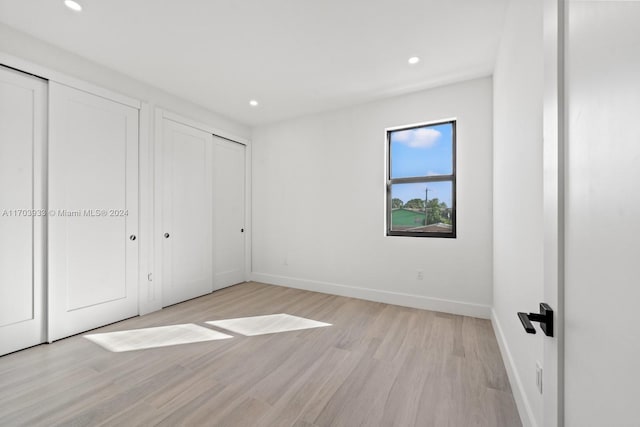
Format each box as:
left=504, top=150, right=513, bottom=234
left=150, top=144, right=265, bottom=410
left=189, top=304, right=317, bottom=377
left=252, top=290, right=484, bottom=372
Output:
left=206, top=313, right=331, bottom=336
left=84, top=323, right=233, bottom=352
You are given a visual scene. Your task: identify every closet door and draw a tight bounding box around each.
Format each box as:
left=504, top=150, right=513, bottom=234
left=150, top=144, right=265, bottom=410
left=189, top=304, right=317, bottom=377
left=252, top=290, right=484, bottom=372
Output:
left=48, top=82, right=139, bottom=341
left=213, top=137, right=246, bottom=289
left=0, top=67, right=47, bottom=355
left=161, top=119, right=213, bottom=307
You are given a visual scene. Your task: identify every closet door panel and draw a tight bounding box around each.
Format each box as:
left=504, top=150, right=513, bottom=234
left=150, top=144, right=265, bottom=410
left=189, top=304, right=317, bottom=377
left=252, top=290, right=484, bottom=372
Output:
left=161, top=119, right=213, bottom=307
left=49, top=82, right=139, bottom=341
left=64, top=99, right=128, bottom=309
left=0, top=67, right=46, bottom=355
left=213, top=137, right=246, bottom=289
left=0, top=76, right=36, bottom=324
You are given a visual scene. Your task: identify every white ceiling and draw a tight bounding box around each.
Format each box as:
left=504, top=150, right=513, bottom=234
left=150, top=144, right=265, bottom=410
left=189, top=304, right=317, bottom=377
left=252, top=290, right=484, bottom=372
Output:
left=0, top=0, right=508, bottom=126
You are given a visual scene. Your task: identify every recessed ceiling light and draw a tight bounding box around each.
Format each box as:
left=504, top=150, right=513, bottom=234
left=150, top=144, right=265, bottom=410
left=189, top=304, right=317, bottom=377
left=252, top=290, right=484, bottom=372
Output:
left=64, top=0, right=82, bottom=12
left=249, top=100, right=259, bottom=107
left=408, top=56, right=420, bottom=65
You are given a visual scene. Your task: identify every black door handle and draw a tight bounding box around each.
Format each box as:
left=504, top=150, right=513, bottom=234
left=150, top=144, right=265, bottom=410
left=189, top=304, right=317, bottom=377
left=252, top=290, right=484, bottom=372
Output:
left=518, top=313, right=537, bottom=334
left=518, top=303, right=554, bottom=337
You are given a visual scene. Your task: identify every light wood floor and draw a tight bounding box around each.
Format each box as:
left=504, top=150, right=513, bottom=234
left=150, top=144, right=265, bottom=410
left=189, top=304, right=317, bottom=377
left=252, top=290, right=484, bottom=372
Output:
left=0, top=282, right=521, bottom=427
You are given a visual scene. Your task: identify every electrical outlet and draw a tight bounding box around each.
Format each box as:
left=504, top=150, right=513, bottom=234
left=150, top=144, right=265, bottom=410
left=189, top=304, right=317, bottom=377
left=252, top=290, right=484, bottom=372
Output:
left=416, top=269, right=424, bottom=280
left=536, top=362, right=543, bottom=394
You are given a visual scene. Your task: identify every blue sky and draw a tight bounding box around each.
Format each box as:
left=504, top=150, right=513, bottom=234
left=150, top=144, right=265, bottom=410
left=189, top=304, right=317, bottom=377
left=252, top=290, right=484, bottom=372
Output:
left=390, top=123, right=453, bottom=207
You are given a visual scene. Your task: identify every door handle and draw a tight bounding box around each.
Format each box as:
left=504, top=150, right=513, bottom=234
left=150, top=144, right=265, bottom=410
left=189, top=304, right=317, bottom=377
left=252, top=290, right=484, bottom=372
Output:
left=241, top=228, right=244, bottom=233
left=518, top=303, right=554, bottom=337
left=164, top=233, right=170, bottom=238
left=129, top=235, right=137, bottom=241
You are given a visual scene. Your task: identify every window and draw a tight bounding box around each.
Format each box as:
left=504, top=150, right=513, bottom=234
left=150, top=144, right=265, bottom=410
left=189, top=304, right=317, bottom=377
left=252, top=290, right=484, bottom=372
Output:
left=386, top=120, right=456, bottom=238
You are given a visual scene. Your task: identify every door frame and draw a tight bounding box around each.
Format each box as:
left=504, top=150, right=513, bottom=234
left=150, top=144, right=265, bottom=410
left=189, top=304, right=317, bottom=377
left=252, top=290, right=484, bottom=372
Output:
left=542, top=0, right=566, bottom=425
left=153, top=108, right=252, bottom=312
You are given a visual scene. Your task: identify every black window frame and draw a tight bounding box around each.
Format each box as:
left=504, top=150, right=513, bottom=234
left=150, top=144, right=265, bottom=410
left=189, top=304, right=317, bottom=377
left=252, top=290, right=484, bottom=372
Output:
left=386, top=119, right=457, bottom=238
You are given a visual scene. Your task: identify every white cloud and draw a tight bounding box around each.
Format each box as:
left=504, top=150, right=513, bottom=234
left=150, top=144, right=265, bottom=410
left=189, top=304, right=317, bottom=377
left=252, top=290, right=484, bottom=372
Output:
left=393, top=130, right=412, bottom=141
left=394, top=128, right=441, bottom=148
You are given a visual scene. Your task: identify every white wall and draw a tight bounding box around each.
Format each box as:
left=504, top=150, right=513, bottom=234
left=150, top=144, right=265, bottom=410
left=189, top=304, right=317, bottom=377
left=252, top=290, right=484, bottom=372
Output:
left=491, top=0, right=543, bottom=426
left=251, top=77, right=493, bottom=317
left=565, top=2, right=640, bottom=426
left=0, top=24, right=249, bottom=140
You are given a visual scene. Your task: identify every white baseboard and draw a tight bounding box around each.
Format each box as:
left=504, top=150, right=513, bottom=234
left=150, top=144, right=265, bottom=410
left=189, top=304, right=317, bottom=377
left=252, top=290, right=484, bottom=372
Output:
left=491, top=309, right=537, bottom=427
left=250, top=272, right=491, bottom=319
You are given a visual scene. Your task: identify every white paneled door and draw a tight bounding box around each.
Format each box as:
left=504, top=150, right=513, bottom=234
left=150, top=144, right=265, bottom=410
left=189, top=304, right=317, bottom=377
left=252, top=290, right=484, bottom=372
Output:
left=213, top=137, right=246, bottom=289
left=0, top=67, right=47, bottom=355
left=160, top=119, right=214, bottom=307
left=48, top=82, right=139, bottom=342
